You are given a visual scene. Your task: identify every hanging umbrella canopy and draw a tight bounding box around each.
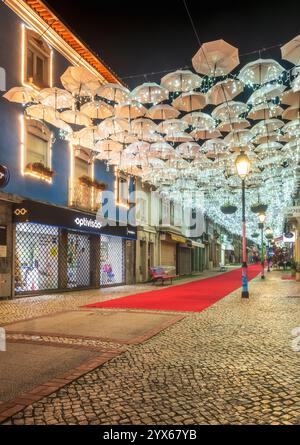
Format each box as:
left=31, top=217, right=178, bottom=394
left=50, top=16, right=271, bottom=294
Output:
left=218, top=119, right=250, bottom=132
left=51, top=118, right=72, bottom=134
left=280, top=89, right=300, bottom=106
left=164, top=131, right=194, bottom=143
left=37, top=87, right=74, bottom=109
left=95, top=139, right=123, bottom=154
left=282, top=106, right=300, bottom=120
left=96, top=83, right=130, bottom=103
left=176, top=142, right=201, bottom=159
left=255, top=141, right=283, bottom=152
left=111, top=131, right=138, bottom=144
left=161, top=69, right=202, bottom=92
left=98, top=117, right=130, bottom=137
left=70, top=126, right=100, bottom=148
left=282, top=120, right=300, bottom=137
left=212, top=101, right=247, bottom=121
left=149, top=142, right=174, bottom=159
left=224, top=129, right=254, bottom=147
left=131, top=118, right=158, bottom=136
left=181, top=111, right=215, bottom=130
left=114, top=101, right=147, bottom=119
left=247, top=83, right=286, bottom=106
left=80, top=100, right=114, bottom=119
left=192, top=39, right=239, bottom=77
left=61, top=66, right=101, bottom=96
left=124, top=141, right=150, bottom=154
left=3, top=86, right=37, bottom=104
left=190, top=128, right=222, bottom=140
left=25, top=104, right=56, bottom=124
left=252, top=132, right=282, bottom=145
left=281, top=35, right=300, bottom=65
left=60, top=110, right=92, bottom=127
left=238, top=59, right=285, bottom=85
left=146, top=104, right=180, bottom=120
left=251, top=119, right=284, bottom=136
left=172, top=91, right=206, bottom=112
left=247, top=103, right=283, bottom=120
left=206, top=79, right=244, bottom=105
left=157, top=119, right=188, bottom=134
left=130, top=82, right=169, bottom=104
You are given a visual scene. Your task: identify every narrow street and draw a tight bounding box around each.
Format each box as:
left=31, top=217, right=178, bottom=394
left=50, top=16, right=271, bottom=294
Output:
left=1, top=270, right=300, bottom=425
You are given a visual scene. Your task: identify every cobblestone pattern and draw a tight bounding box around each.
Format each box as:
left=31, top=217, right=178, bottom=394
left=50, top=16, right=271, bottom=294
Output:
left=2, top=272, right=300, bottom=425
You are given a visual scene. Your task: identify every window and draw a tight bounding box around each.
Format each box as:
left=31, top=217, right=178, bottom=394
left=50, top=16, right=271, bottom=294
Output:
left=24, top=119, right=52, bottom=170
left=24, top=28, right=52, bottom=89
left=116, top=173, right=129, bottom=207
left=137, top=197, right=148, bottom=225
left=75, top=155, right=90, bottom=180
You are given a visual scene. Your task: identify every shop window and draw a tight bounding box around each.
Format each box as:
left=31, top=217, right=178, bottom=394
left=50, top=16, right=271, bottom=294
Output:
left=71, top=148, right=96, bottom=211
left=24, top=118, right=53, bottom=182
left=24, top=28, right=51, bottom=89
left=174, top=202, right=182, bottom=227
left=160, top=199, right=170, bottom=225
left=100, top=236, right=125, bottom=285
left=137, top=197, right=148, bottom=225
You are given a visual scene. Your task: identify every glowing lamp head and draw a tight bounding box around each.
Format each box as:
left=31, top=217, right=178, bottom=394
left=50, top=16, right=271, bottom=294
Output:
left=235, top=152, right=251, bottom=179
left=258, top=212, right=266, bottom=224
left=265, top=227, right=273, bottom=238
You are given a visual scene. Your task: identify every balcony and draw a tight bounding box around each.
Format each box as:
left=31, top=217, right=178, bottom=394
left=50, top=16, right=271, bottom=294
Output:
left=69, top=177, right=105, bottom=212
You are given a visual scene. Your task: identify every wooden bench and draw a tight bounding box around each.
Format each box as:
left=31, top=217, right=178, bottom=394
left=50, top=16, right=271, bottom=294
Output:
left=150, top=267, right=177, bottom=285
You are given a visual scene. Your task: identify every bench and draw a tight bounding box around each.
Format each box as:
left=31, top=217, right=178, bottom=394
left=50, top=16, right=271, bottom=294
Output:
left=150, top=267, right=177, bottom=285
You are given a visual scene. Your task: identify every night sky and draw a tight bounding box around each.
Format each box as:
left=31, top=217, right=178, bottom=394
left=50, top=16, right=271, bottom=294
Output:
left=45, top=0, right=300, bottom=88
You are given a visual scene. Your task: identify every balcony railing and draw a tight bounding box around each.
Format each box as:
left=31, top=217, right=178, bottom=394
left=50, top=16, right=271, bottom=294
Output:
left=69, top=178, right=103, bottom=212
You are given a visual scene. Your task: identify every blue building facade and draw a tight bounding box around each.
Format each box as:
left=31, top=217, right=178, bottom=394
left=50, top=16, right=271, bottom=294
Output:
left=0, top=0, right=136, bottom=298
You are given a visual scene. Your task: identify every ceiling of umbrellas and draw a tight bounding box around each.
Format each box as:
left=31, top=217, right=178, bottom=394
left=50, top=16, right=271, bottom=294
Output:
left=4, top=37, right=300, bottom=239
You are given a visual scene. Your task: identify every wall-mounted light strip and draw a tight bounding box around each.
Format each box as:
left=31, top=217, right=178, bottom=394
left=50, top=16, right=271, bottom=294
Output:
left=114, top=166, right=130, bottom=209
left=69, top=143, right=74, bottom=205
left=20, top=114, right=25, bottom=176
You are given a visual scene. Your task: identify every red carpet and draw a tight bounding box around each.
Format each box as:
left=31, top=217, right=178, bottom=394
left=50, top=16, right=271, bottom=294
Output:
left=83, top=265, right=261, bottom=313
left=281, top=275, right=295, bottom=280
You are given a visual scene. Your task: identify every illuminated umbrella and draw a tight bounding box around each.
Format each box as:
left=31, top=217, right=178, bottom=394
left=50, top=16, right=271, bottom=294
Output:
left=224, top=129, right=254, bottom=147
left=212, top=101, right=247, bottom=121
left=96, top=83, right=130, bottom=103
left=60, top=110, right=92, bottom=127
left=282, top=106, right=300, bottom=120
left=252, top=133, right=282, bottom=145
left=114, top=101, right=146, bottom=119
left=251, top=119, right=284, bottom=136
left=218, top=119, right=250, bottom=132
left=172, top=91, right=206, bottom=112
left=190, top=128, right=222, bottom=140
left=247, top=83, right=286, bottom=106
left=61, top=66, right=101, bottom=96
left=111, top=131, right=138, bottom=144
left=80, top=100, right=114, bottom=119
left=25, top=104, right=56, bottom=124
left=282, top=120, right=300, bottom=137
left=130, top=82, right=169, bottom=104
left=202, top=139, right=227, bottom=159
left=281, top=89, right=300, bottom=106
left=3, top=86, right=37, bottom=104
left=95, top=139, right=123, bottom=155
left=238, top=59, right=285, bottom=85
left=51, top=118, right=72, bottom=134
left=125, top=141, right=150, bottom=154
left=164, top=131, right=194, bottom=143
left=206, top=79, right=244, bottom=105
left=70, top=126, right=100, bottom=148
left=247, top=103, right=283, bottom=120
left=131, top=118, right=157, bottom=137
left=157, top=119, right=188, bottom=134
left=161, top=69, right=202, bottom=92
left=38, top=87, right=74, bottom=109
left=281, top=35, right=300, bottom=65
left=149, top=142, right=174, bottom=159
left=192, top=39, right=239, bottom=76
left=181, top=111, right=215, bottom=129
left=255, top=141, right=283, bottom=152
left=146, top=104, right=180, bottom=120
left=176, top=142, right=201, bottom=159
left=98, top=117, right=129, bottom=137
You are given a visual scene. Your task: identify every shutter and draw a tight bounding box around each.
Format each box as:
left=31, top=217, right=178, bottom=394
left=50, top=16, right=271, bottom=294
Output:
left=161, top=241, right=176, bottom=267
left=178, top=247, right=192, bottom=274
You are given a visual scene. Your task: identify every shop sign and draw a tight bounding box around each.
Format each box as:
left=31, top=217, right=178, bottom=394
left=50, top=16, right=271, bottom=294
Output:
left=13, top=200, right=137, bottom=239
left=0, top=165, right=10, bottom=188
left=285, top=206, right=300, bottom=218
left=283, top=232, right=295, bottom=243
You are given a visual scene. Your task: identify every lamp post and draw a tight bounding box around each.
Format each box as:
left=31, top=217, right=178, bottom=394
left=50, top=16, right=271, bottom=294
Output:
left=258, top=212, right=266, bottom=279
left=235, top=151, right=251, bottom=298
left=265, top=227, right=273, bottom=272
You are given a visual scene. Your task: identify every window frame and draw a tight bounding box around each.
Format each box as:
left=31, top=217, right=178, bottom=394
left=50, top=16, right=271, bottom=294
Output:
left=23, top=27, right=52, bottom=89
left=115, top=171, right=129, bottom=208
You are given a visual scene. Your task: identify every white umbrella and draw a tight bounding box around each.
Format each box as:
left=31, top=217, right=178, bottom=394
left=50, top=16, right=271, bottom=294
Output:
left=192, top=39, right=239, bottom=76
left=98, top=117, right=129, bottom=137
left=281, top=35, right=300, bottom=65
left=146, top=104, right=180, bottom=120
left=125, top=141, right=150, bottom=154
left=111, top=131, right=138, bottom=144
left=70, top=126, right=100, bottom=148
left=218, top=119, right=250, bottom=132
left=38, top=87, right=74, bottom=109
left=164, top=131, right=194, bottom=143
left=190, top=128, right=222, bottom=140
left=95, top=139, right=123, bottom=155
left=96, top=83, right=130, bottom=103
left=114, top=101, right=146, bottom=119
left=172, top=91, right=206, bottom=112
left=280, top=89, right=300, bottom=106
left=181, top=112, right=215, bottom=130
left=150, top=142, right=174, bottom=159
left=282, top=120, right=300, bottom=137
left=157, top=119, right=188, bottom=134
left=131, top=118, right=157, bottom=136
left=251, top=119, right=284, bottom=136
left=51, top=118, right=72, bottom=134
left=212, top=101, right=247, bottom=121
left=224, top=129, right=254, bottom=147
left=238, top=59, right=285, bottom=85
left=206, top=79, right=244, bottom=105
left=176, top=142, right=201, bottom=159
left=161, top=69, right=202, bottom=92
left=25, top=104, right=56, bottom=124
left=60, top=110, right=92, bottom=127
left=282, top=106, right=300, bottom=120
left=61, top=66, right=101, bottom=96
left=130, top=82, right=169, bottom=104
left=3, top=86, right=37, bottom=104
left=247, top=83, right=286, bottom=106
left=247, top=103, right=283, bottom=120
left=80, top=100, right=114, bottom=119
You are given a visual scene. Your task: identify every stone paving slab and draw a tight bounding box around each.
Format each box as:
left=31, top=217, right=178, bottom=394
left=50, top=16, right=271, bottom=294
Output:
left=4, top=310, right=184, bottom=345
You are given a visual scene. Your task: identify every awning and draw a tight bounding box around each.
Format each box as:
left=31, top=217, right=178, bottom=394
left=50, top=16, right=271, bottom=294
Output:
left=170, top=234, right=186, bottom=244
left=192, top=241, right=205, bottom=248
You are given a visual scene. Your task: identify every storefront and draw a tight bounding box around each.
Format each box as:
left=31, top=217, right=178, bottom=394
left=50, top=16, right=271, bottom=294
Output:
left=191, top=241, right=205, bottom=272
left=13, top=200, right=137, bottom=295
left=136, top=227, right=158, bottom=283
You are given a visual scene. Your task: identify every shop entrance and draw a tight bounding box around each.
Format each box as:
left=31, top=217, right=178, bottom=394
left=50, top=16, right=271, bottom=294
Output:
left=67, top=233, right=91, bottom=288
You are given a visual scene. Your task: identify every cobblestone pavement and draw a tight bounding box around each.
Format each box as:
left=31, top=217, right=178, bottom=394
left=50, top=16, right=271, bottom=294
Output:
left=2, top=270, right=300, bottom=425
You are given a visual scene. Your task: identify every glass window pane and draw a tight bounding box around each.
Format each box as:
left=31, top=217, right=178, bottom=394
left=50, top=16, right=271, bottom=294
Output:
left=27, top=132, right=47, bottom=165
left=27, top=49, right=34, bottom=81
left=75, top=157, right=89, bottom=179
left=36, top=56, right=44, bottom=85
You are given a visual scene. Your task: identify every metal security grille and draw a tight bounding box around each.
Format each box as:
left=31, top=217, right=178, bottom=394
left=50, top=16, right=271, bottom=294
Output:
left=67, top=233, right=91, bottom=288
left=100, top=235, right=125, bottom=285
left=15, top=223, right=59, bottom=292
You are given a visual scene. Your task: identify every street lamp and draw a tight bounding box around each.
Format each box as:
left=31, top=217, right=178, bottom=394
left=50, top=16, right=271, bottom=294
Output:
left=257, top=212, right=266, bottom=279
left=235, top=151, right=251, bottom=298
left=265, top=226, right=273, bottom=272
